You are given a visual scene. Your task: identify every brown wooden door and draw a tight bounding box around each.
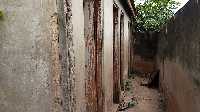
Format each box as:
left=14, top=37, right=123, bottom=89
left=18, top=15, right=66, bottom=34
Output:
left=113, top=5, right=121, bottom=104
left=84, top=0, right=103, bottom=111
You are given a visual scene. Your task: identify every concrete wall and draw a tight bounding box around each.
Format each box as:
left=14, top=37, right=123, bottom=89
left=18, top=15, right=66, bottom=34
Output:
left=130, top=32, right=157, bottom=75
left=0, top=0, right=60, bottom=112
left=103, top=0, right=132, bottom=111
left=0, top=0, right=132, bottom=111
left=102, top=0, right=114, bottom=110
left=156, top=0, right=200, bottom=111
left=114, top=0, right=131, bottom=83
left=72, top=0, right=86, bottom=111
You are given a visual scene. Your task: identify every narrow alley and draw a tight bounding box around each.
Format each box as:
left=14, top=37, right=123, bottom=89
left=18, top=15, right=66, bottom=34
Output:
left=0, top=0, right=200, bottom=112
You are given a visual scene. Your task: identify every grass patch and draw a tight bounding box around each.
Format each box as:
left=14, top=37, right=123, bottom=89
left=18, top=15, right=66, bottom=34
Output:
left=159, top=93, right=166, bottom=110
left=0, top=11, right=3, bottom=18
left=125, top=79, right=132, bottom=91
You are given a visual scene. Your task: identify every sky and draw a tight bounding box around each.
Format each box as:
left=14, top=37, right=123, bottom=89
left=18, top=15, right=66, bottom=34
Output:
left=135, top=0, right=189, bottom=13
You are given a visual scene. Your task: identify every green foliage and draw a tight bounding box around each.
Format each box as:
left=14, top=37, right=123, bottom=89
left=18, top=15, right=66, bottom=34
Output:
left=0, top=11, right=3, bottom=18
left=133, top=0, right=181, bottom=32
left=125, top=101, right=135, bottom=108
left=125, top=79, right=132, bottom=91
left=159, top=93, right=166, bottom=109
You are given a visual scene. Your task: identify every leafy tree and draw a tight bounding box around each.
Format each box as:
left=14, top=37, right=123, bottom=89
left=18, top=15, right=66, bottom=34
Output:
left=133, top=0, right=181, bottom=32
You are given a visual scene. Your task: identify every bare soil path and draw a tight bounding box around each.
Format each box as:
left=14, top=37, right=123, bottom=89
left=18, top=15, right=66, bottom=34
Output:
left=113, top=76, right=166, bottom=112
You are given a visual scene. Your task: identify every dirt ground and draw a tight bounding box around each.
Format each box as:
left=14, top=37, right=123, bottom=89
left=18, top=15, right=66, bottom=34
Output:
left=113, top=76, right=166, bottom=112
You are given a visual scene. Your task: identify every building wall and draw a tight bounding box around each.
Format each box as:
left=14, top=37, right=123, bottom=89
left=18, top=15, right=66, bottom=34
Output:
left=103, top=0, right=131, bottom=111
left=0, top=0, right=132, bottom=111
left=123, top=13, right=131, bottom=80
left=130, top=32, right=157, bottom=75
left=114, top=0, right=131, bottom=84
left=102, top=0, right=114, bottom=111
left=72, top=0, right=86, bottom=111
left=156, top=0, right=200, bottom=111
left=0, top=0, right=60, bottom=112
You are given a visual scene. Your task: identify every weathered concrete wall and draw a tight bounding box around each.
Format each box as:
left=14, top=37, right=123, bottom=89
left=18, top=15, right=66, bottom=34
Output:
left=0, top=0, right=60, bottom=112
left=57, top=0, right=76, bottom=111
left=102, top=0, right=114, bottom=111
left=123, top=12, right=131, bottom=81
left=131, top=32, right=157, bottom=75
left=114, top=0, right=132, bottom=86
left=156, top=0, right=200, bottom=111
left=0, top=0, right=133, bottom=112
left=103, top=0, right=132, bottom=111
left=71, top=0, right=86, bottom=111
left=129, top=26, right=134, bottom=77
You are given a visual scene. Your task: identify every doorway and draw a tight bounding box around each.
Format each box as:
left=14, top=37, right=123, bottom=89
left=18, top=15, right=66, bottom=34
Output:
left=120, top=13, right=124, bottom=91
left=113, top=3, right=121, bottom=104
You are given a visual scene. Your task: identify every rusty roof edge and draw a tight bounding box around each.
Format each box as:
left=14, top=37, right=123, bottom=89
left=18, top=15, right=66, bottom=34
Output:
left=126, top=0, right=136, bottom=17
left=129, top=0, right=136, bottom=17
left=119, top=0, right=136, bottom=18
